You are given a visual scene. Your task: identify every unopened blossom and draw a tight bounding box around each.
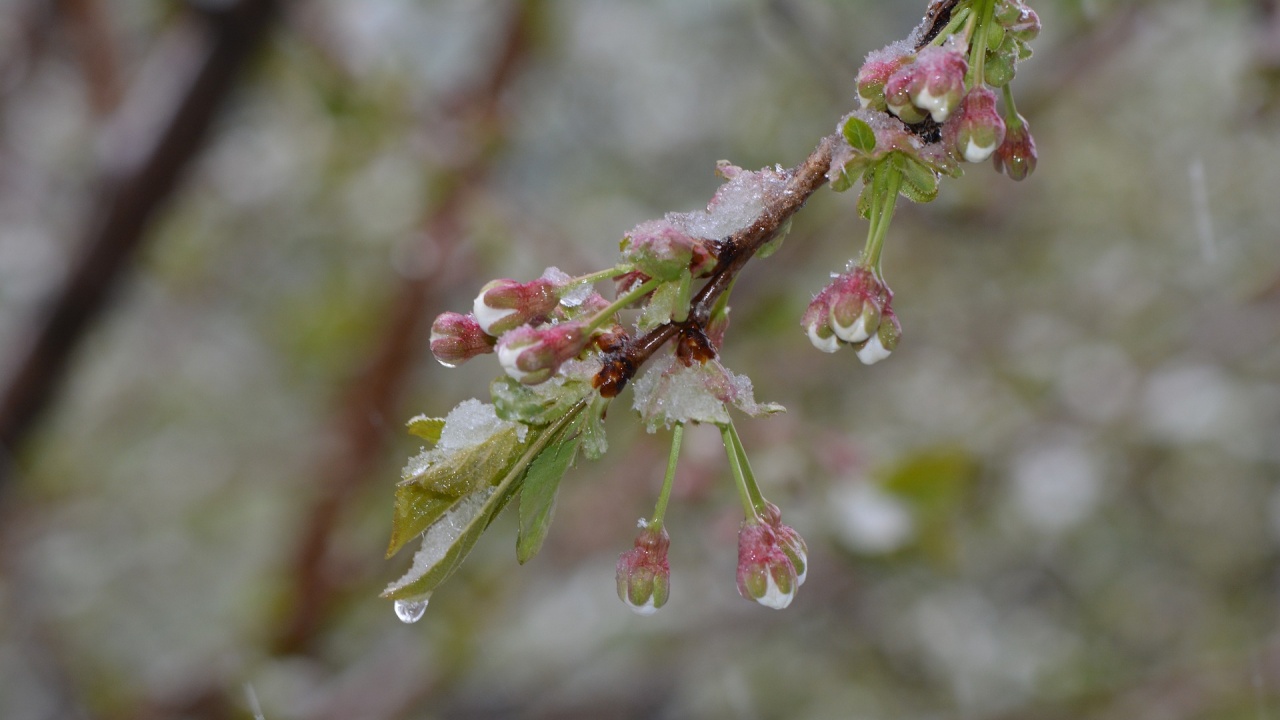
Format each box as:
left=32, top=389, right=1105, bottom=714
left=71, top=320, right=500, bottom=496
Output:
left=495, top=322, right=589, bottom=385
left=1004, top=4, right=1040, bottom=42
left=885, top=46, right=968, bottom=124
left=826, top=267, right=890, bottom=344
left=760, top=502, right=808, bottom=586
left=736, top=521, right=798, bottom=609
left=992, top=114, right=1037, bottom=181
left=856, top=47, right=912, bottom=112
left=854, top=305, right=902, bottom=365
left=429, top=312, right=495, bottom=367
left=616, top=522, right=671, bottom=615
left=801, top=286, right=840, bottom=353
left=473, top=278, right=561, bottom=336
left=621, top=219, right=716, bottom=281
left=948, top=87, right=1006, bottom=163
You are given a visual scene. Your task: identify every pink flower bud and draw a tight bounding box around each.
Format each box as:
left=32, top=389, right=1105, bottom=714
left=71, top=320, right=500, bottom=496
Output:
left=495, top=323, right=589, bottom=385
left=886, top=47, right=968, bottom=124
left=472, top=278, right=560, bottom=336
left=826, top=267, right=889, bottom=344
left=801, top=286, right=840, bottom=354
left=854, top=304, right=901, bottom=365
left=736, top=521, right=798, bottom=609
left=856, top=49, right=912, bottom=112
left=621, top=219, right=715, bottom=282
left=947, top=87, right=1006, bottom=163
left=992, top=114, right=1037, bottom=181
left=616, top=522, right=670, bottom=615
left=760, top=502, right=808, bottom=586
left=429, top=312, right=495, bottom=367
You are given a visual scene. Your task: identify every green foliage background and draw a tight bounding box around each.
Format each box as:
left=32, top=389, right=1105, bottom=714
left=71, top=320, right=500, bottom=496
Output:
left=2, top=1, right=1280, bottom=718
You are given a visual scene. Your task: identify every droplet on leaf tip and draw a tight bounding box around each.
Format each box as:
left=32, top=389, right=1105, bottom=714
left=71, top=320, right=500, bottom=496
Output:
left=394, top=596, right=430, bottom=624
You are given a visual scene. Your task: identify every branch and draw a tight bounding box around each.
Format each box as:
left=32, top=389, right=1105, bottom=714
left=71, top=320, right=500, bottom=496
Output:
left=0, top=0, right=278, bottom=488
left=593, top=134, right=839, bottom=396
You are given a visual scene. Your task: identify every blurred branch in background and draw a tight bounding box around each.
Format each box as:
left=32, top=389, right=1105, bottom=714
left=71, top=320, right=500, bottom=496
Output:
left=272, top=0, right=543, bottom=658
left=0, top=0, right=278, bottom=491
left=58, top=0, right=123, bottom=116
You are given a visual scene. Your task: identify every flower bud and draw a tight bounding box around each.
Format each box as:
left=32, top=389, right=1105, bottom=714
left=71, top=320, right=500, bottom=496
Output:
left=856, top=49, right=911, bottom=112
left=886, top=47, right=968, bottom=124
left=801, top=287, right=840, bottom=354
left=760, top=502, right=808, bottom=586
left=1006, top=5, right=1040, bottom=42
left=495, top=323, right=589, bottom=385
left=616, top=522, right=671, bottom=615
left=827, top=268, right=888, bottom=344
left=473, top=278, right=560, bottom=336
left=621, top=219, right=714, bottom=281
left=429, top=312, right=495, bottom=367
left=736, top=521, right=798, bottom=609
left=948, top=87, right=1006, bottom=163
left=854, top=305, right=901, bottom=365
left=992, top=114, right=1037, bottom=181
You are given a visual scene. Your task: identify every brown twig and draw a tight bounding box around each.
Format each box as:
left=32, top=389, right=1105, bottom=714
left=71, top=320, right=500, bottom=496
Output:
left=58, top=0, right=123, bottom=115
left=0, top=0, right=278, bottom=489
left=594, top=134, right=838, bottom=397
left=270, top=0, right=542, bottom=657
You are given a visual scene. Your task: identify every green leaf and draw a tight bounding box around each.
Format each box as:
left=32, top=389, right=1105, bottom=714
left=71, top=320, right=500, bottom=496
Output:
left=516, top=433, right=581, bottom=564
left=386, top=426, right=523, bottom=557
left=581, top=394, right=610, bottom=460
left=895, top=154, right=940, bottom=204
left=841, top=115, right=877, bottom=154
left=383, top=403, right=587, bottom=600
left=406, top=415, right=445, bottom=443
left=638, top=279, right=683, bottom=333
left=756, top=217, right=791, bottom=259
left=491, top=376, right=588, bottom=426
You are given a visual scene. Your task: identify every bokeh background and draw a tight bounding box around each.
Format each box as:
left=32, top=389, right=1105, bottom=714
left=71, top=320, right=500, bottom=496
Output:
left=3, top=1, right=1280, bottom=718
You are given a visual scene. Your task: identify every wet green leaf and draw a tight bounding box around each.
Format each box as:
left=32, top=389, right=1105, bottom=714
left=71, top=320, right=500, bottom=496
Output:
left=406, top=415, right=445, bottom=443
left=386, top=426, right=523, bottom=557
left=517, top=432, right=581, bottom=564
left=841, top=115, right=877, bottom=154
left=491, top=376, right=588, bottom=427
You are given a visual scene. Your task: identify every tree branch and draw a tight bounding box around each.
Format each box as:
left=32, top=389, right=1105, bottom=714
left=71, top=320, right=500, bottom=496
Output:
left=0, top=0, right=278, bottom=489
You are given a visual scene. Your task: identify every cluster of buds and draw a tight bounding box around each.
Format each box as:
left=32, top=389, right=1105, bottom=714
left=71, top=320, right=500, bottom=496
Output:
left=616, top=522, right=671, bottom=615
left=736, top=503, right=808, bottom=609
left=802, top=267, right=901, bottom=364
left=883, top=45, right=968, bottom=125
left=429, top=271, right=616, bottom=385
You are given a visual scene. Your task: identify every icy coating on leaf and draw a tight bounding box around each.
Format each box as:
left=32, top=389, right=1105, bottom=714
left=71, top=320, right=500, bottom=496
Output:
left=541, top=266, right=592, bottom=308
left=667, top=165, right=790, bottom=241
left=403, top=399, right=525, bottom=480
left=631, top=354, right=784, bottom=431
left=383, top=487, right=495, bottom=596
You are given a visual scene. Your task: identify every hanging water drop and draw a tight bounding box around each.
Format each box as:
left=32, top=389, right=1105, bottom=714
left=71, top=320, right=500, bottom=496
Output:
left=394, top=596, right=430, bottom=624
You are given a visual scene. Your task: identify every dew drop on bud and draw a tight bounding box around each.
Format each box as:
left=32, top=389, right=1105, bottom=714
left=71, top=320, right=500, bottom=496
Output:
left=393, top=596, right=430, bottom=624
left=434, top=357, right=458, bottom=369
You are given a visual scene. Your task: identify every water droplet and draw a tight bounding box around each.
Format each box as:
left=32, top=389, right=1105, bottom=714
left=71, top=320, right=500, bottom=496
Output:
left=394, top=596, right=430, bottom=624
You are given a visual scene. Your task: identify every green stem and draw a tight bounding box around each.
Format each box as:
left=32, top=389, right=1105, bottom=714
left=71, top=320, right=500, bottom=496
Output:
left=584, top=276, right=662, bottom=334
left=727, top=422, right=768, bottom=514
left=651, top=423, right=684, bottom=525
left=857, top=163, right=903, bottom=276
left=567, top=265, right=630, bottom=291
left=721, top=424, right=760, bottom=520
left=1001, top=83, right=1023, bottom=128
left=967, top=0, right=995, bottom=86
left=930, top=6, right=973, bottom=47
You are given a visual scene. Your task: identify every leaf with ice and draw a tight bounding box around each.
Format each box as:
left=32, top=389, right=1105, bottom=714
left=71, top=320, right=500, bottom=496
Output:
left=386, top=400, right=526, bottom=558
left=491, top=357, right=599, bottom=427
left=667, top=164, right=789, bottom=242
left=631, top=354, right=785, bottom=432
left=406, top=414, right=444, bottom=443
left=384, top=400, right=590, bottom=600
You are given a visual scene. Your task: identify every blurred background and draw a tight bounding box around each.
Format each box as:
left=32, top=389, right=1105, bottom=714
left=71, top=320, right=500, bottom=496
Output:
left=2, top=0, right=1280, bottom=718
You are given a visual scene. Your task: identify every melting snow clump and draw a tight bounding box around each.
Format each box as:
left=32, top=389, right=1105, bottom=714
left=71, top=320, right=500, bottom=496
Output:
left=667, top=164, right=789, bottom=241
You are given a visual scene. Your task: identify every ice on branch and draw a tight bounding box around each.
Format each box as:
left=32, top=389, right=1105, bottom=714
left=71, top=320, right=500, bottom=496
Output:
left=631, top=353, right=784, bottom=431
left=667, top=163, right=790, bottom=242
